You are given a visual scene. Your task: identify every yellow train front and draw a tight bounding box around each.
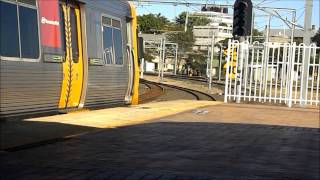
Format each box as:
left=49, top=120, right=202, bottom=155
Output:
left=0, top=0, right=140, bottom=119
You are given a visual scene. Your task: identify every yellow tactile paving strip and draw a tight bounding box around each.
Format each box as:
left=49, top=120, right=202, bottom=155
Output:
left=26, top=100, right=222, bottom=128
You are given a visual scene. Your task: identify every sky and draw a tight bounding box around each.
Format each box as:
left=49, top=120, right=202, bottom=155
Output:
left=133, top=0, right=320, bottom=31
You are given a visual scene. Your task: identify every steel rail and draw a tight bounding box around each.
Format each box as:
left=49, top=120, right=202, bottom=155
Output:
left=140, top=79, right=216, bottom=101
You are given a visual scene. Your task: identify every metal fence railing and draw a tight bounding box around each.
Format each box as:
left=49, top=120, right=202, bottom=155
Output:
left=224, top=40, right=320, bottom=107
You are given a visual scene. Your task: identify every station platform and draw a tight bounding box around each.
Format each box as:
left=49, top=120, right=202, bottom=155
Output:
left=1, top=101, right=319, bottom=179
left=1, top=100, right=318, bottom=151
left=1, top=100, right=220, bottom=150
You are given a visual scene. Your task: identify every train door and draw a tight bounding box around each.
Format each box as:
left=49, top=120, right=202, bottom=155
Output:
left=58, top=2, right=84, bottom=109
left=128, top=2, right=140, bottom=105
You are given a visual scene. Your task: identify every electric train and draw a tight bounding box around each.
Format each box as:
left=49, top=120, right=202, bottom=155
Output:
left=0, top=0, right=140, bottom=119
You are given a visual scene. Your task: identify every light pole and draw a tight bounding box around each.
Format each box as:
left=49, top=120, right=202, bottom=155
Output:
left=301, top=0, right=313, bottom=105
left=161, top=38, right=166, bottom=82
left=158, top=39, right=163, bottom=82
left=209, top=33, right=215, bottom=90
left=140, top=57, right=144, bottom=78
left=174, top=44, right=178, bottom=75
left=216, top=43, right=223, bottom=81
left=265, top=14, right=271, bottom=43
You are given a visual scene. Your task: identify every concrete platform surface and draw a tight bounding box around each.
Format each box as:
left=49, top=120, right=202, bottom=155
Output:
left=0, top=101, right=320, bottom=180
left=0, top=103, right=319, bottom=179
left=155, top=103, right=320, bottom=128
left=0, top=100, right=220, bottom=150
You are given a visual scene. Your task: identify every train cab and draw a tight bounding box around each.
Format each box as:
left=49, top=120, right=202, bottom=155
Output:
left=0, top=0, right=140, bottom=119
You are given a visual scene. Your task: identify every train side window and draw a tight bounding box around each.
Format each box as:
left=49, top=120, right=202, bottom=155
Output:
left=18, top=0, right=36, bottom=6
left=112, top=19, right=121, bottom=29
left=113, top=28, right=123, bottom=65
left=19, top=5, right=39, bottom=59
left=102, top=26, right=113, bottom=64
left=0, top=1, right=20, bottom=58
left=102, top=17, right=111, bottom=26
left=101, top=15, right=123, bottom=65
left=0, top=0, right=39, bottom=60
left=70, top=7, right=79, bottom=62
left=59, top=5, right=66, bottom=56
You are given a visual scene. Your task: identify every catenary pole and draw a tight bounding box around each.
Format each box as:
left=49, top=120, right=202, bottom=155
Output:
left=301, top=0, right=313, bottom=105
left=174, top=44, right=178, bottom=75
left=158, top=39, right=163, bottom=81
left=161, top=38, right=166, bottom=82
left=290, top=11, right=296, bottom=44
left=209, top=33, right=215, bottom=90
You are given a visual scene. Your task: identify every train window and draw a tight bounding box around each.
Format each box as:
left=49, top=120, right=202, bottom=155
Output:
left=0, top=1, right=20, bottom=58
left=103, top=26, right=113, bottom=64
left=70, top=8, right=79, bottom=62
left=101, top=15, right=123, bottom=65
left=112, top=19, right=121, bottom=29
left=18, top=0, right=36, bottom=6
left=0, top=0, right=39, bottom=60
left=113, top=29, right=123, bottom=65
left=102, top=16, right=111, bottom=26
left=19, top=5, right=39, bottom=59
left=59, top=5, right=66, bottom=56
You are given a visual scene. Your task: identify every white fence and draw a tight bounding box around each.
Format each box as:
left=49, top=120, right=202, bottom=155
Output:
left=224, top=40, right=320, bottom=107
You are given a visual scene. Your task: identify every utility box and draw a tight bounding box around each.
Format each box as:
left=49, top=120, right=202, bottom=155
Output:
left=145, top=62, right=155, bottom=72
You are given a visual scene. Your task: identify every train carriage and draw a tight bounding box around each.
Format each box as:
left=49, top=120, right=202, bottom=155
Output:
left=0, top=0, right=140, bottom=118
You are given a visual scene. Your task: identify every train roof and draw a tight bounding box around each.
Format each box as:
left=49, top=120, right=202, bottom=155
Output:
left=79, top=0, right=132, bottom=18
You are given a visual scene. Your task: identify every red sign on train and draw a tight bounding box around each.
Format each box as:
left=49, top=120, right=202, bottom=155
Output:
left=38, top=0, right=61, bottom=48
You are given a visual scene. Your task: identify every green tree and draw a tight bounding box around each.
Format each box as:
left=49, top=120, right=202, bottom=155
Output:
left=311, top=29, right=320, bottom=64
left=218, top=38, right=231, bottom=48
left=311, top=29, right=320, bottom=46
left=183, top=53, right=207, bottom=76
left=167, top=29, right=194, bottom=54
left=167, top=29, right=195, bottom=73
left=294, top=37, right=303, bottom=44
left=165, top=12, right=210, bottom=74
left=143, top=50, right=155, bottom=62
left=137, top=13, right=169, bottom=34
left=219, top=22, right=228, bottom=27
left=176, top=12, right=210, bottom=27
left=252, top=29, right=264, bottom=43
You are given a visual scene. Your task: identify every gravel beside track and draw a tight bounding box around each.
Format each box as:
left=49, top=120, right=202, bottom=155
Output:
left=139, top=79, right=215, bottom=103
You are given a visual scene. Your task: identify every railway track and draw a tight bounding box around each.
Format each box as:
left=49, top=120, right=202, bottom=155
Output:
left=150, top=73, right=319, bottom=91
left=140, top=79, right=215, bottom=102
left=139, top=80, right=164, bottom=103
left=144, top=72, right=226, bottom=86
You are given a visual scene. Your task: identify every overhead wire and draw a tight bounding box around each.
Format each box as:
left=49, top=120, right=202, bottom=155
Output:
left=181, top=0, right=201, bottom=12
left=296, top=10, right=305, bottom=22
left=259, top=0, right=278, bottom=6
left=255, top=0, right=268, bottom=6
left=136, top=4, right=154, bottom=14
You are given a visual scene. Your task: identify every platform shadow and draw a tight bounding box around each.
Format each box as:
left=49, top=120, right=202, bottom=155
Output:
left=0, top=119, right=98, bottom=151
left=1, top=121, right=319, bottom=179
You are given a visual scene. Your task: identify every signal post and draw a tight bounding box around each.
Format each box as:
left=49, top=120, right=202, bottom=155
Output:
left=233, top=0, right=252, bottom=103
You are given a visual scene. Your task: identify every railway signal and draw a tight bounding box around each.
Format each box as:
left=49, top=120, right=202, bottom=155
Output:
left=223, top=48, right=237, bottom=79
left=233, top=0, right=252, bottom=37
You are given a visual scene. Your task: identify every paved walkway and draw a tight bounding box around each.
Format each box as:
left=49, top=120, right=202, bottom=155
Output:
left=158, top=103, right=320, bottom=128
left=0, top=100, right=219, bottom=150
left=1, top=102, right=319, bottom=179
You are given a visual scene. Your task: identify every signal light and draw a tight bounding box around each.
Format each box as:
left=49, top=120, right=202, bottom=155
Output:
left=233, top=0, right=252, bottom=36
left=201, top=6, right=207, bottom=11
